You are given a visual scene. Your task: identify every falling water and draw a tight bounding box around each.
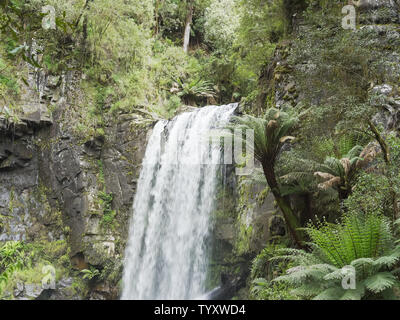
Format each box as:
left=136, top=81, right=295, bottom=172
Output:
left=121, top=104, right=237, bottom=300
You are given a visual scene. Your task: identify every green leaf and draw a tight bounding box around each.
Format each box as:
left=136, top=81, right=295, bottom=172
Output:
left=21, top=54, right=42, bottom=69
left=364, top=272, right=397, bottom=293
left=373, top=255, right=399, bottom=268
left=323, top=268, right=344, bottom=281
left=351, top=258, right=374, bottom=268
left=252, top=278, right=268, bottom=286
left=291, top=282, right=324, bottom=298
left=9, top=44, right=26, bottom=55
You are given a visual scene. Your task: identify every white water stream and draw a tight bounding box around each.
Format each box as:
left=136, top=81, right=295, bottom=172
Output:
left=121, top=104, right=237, bottom=300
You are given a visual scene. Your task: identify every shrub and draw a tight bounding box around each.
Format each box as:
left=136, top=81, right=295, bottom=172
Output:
left=0, top=240, right=70, bottom=298
left=271, top=211, right=400, bottom=300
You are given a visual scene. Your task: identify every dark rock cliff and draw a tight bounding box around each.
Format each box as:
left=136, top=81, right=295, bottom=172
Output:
left=0, top=67, right=154, bottom=299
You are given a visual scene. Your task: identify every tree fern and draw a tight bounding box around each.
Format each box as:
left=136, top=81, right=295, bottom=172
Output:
left=306, top=212, right=393, bottom=267
left=314, top=145, right=376, bottom=200
left=270, top=212, right=400, bottom=300
left=227, top=108, right=304, bottom=246
left=364, top=272, right=398, bottom=294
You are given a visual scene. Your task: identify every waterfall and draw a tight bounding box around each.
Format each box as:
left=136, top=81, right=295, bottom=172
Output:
left=121, top=104, right=237, bottom=300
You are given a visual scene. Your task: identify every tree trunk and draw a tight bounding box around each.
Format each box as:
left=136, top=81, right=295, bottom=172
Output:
left=368, top=120, right=390, bottom=163
left=338, top=185, right=351, bottom=201
left=183, top=0, right=194, bottom=53
left=261, top=161, right=304, bottom=248
left=301, top=192, right=313, bottom=225
left=368, top=119, right=399, bottom=220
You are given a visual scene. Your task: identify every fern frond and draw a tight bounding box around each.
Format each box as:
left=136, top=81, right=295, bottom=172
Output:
left=373, top=255, right=400, bottom=268
left=346, top=145, right=363, bottom=160
left=350, top=258, right=374, bottom=268
left=317, top=177, right=341, bottom=190
left=314, top=172, right=336, bottom=180
left=363, top=272, right=397, bottom=293
left=323, top=268, right=345, bottom=281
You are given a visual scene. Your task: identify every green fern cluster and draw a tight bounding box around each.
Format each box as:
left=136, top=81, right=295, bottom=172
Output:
left=0, top=241, right=29, bottom=289
left=250, top=245, right=298, bottom=300
left=175, top=77, right=215, bottom=104
left=269, top=212, right=400, bottom=300
left=307, top=212, right=393, bottom=267
left=229, top=108, right=297, bottom=164
left=80, top=267, right=101, bottom=281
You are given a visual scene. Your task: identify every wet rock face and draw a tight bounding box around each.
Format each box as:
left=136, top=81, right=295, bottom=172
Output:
left=0, top=65, right=153, bottom=298
left=102, top=114, right=153, bottom=241
left=371, top=84, right=400, bottom=131
left=267, top=0, right=400, bottom=112
left=355, top=0, right=399, bottom=11
left=0, top=119, right=61, bottom=242
left=0, top=65, right=67, bottom=243
left=208, top=166, right=283, bottom=299
left=43, top=135, right=87, bottom=256
left=35, top=87, right=153, bottom=272
left=0, top=70, right=71, bottom=244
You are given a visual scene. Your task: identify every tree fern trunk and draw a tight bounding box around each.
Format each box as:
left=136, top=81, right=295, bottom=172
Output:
left=261, top=161, right=304, bottom=248
left=303, top=192, right=313, bottom=224
left=368, top=119, right=399, bottom=220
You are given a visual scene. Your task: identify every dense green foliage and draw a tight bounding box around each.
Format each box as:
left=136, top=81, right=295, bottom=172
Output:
left=228, top=108, right=305, bottom=246
left=268, top=211, right=400, bottom=300
left=0, top=240, right=71, bottom=298
left=0, top=0, right=298, bottom=122
left=234, top=0, right=400, bottom=301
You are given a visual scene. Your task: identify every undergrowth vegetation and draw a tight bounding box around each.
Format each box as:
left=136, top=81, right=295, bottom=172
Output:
left=0, top=240, right=71, bottom=299
left=269, top=211, right=400, bottom=300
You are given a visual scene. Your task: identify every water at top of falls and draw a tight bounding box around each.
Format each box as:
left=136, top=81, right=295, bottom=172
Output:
left=121, top=104, right=238, bottom=300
